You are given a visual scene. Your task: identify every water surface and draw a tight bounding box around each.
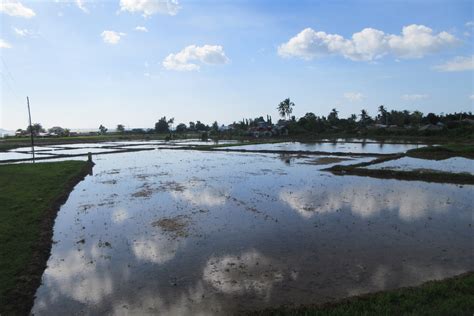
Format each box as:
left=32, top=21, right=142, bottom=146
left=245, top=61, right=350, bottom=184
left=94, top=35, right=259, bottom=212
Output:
left=31, top=149, right=473, bottom=315
left=366, top=156, right=474, bottom=175
left=225, top=142, right=425, bottom=154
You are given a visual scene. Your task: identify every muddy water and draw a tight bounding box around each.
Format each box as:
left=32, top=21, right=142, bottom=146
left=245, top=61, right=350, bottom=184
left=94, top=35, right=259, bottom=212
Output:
left=32, top=150, right=473, bottom=315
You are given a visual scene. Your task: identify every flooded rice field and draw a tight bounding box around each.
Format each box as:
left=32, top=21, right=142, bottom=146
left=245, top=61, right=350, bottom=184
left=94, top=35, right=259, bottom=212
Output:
left=225, top=141, right=425, bottom=154
left=2, top=140, right=242, bottom=163
left=365, top=156, right=474, bottom=175
left=31, top=148, right=473, bottom=315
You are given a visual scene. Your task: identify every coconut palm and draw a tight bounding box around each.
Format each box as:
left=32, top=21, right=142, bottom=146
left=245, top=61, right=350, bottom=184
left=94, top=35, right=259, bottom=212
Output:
left=277, top=98, right=295, bottom=120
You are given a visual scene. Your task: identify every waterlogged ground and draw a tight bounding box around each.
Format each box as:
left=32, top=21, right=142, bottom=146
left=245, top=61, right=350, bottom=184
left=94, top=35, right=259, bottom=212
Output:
left=225, top=141, right=424, bottom=154
left=31, top=149, right=473, bottom=315
left=366, top=156, right=474, bottom=175
left=1, top=140, right=240, bottom=163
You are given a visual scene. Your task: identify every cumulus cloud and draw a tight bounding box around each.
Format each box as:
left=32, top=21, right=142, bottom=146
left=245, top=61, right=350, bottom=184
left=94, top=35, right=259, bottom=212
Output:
left=433, top=55, right=474, bottom=72
left=0, top=0, right=35, bottom=18
left=119, top=0, right=180, bottom=16
left=344, top=92, right=364, bottom=102
left=470, top=95, right=474, bottom=100
left=278, top=24, right=458, bottom=62
left=101, top=30, right=125, bottom=44
left=0, top=39, right=12, bottom=49
left=135, top=26, right=148, bottom=32
left=401, top=94, right=429, bottom=101
left=13, top=27, right=35, bottom=37
left=466, top=21, right=474, bottom=28
left=163, top=44, right=230, bottom=71
left=75, top=0, right=89, bottom=13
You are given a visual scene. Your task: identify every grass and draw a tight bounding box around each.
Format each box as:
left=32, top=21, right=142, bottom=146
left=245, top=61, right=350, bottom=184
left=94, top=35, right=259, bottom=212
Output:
left=0, top=160, right=90, bottom=313
left=252, top=272, right=474, bottom=316
left=407, top=144, right=474, bottom=160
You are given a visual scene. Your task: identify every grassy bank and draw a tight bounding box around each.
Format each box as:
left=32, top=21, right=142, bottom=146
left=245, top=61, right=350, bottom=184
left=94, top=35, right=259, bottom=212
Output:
left=0, top=160, right=93, bottom=315
left=252, top=272, right=474, bottom=315
left=407, top=144, right=474, bottom=160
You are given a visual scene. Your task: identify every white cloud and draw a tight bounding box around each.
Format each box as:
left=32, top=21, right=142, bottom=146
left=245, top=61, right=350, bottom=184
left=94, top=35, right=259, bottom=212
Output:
left=163, top=44, right=230, bottom=71
left=75, top=0, right=89, bottom=13
left=0, top=39, right=12, bottom=49
left=101, top=30, right=125, bottom=45
left=278, top=24, right=458, bottom=62
left=401, top=94, right=429, bottom=101
left=344, top=92, right=364, bottom=102
left=469, top=95, right=474, bottom=100
left=433, top=55, right=474, bottom=72
left=13, top=27, right=35, bottom=37
left=0, top=0, right=35, bottom=18
left=119, top=0, right=180, bottom=16
left=466, top=21, right=474, bottom=28
left=135, top=26, right=148, bottom=32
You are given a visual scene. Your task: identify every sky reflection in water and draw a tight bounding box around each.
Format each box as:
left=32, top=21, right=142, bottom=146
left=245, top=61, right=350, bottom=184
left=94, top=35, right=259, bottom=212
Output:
left=32, top=150, right=473, bottom=315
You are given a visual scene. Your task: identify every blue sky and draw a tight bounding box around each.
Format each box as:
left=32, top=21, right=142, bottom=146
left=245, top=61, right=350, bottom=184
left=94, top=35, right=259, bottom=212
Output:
left=1, top=0, right=473, bottom=130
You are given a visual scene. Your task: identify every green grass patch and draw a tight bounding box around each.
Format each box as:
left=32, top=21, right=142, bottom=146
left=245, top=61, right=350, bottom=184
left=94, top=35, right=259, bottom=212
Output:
left=0, top=161, right=89, bottom=312
left=407, top=144, right=474, bottom=160
left=252, top=272, right=474, bottom=316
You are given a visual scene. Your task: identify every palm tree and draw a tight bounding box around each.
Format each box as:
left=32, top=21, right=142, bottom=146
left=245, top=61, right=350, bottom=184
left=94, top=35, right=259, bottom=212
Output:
left=277, top=98, right=295, bottom=120
left=328, top=108, right=339, bottom=124
left=378, top=105, right=388, bottom=125
left=359, top=109, right=371, bottom=126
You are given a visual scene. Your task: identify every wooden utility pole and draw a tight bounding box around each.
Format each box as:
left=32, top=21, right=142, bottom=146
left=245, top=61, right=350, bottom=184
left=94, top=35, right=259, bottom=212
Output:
left=27, top=96, right=35, bottom=162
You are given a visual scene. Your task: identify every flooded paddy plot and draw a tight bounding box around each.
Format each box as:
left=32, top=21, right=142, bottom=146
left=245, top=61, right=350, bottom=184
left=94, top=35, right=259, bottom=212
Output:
left=31, top=149, right=473, bottom=315
left=0, top=151, right=33, bottom=161
left=224, top=141, right=425, bottom=154
left=9, top=146, right=64, bottom=153
left=365, top=156, right=474, bottom=175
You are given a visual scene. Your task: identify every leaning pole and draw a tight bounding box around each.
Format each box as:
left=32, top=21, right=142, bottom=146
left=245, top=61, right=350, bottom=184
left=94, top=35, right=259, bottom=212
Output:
left=27, top=96, right=35, bottom=163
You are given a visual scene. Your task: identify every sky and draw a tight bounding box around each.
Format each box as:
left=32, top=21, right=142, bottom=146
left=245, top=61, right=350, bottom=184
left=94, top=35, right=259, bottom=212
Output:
left=0, top=0, right=473, bottom=131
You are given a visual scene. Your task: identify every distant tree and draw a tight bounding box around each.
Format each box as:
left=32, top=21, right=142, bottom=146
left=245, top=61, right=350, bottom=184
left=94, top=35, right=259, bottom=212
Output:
left=377, top=105, right=388, bottom=124
left=99, top=125, right=108, bottom=134
left=266, top=114, right=272, bottom=124
left=27, top=123, right=45, bottom=136
left=154, top=117, right=174, bottom=133
left=358, top=109, right=373, bottom=127
left=277, top=98, right=295, bottom=119
left=195, top=121, right=207, bottom=131
left=176, top=123, right=187, bottom=133
left=410, top=111, right=423, bottom=126
left=328, top=108, right=339, bottom=124
left=48, top=126, right=63, bottom=135
left=116, top=124, right=125, bottom=133
left=424, top=113, right=440, bottom=125
left=211, top=121, right=219, bottom=132
left=188, top=122, right=195, bottom=131
left=390, top=110, right=405, bottom=127
left=349, top=114, right=357, bottom=122
left=131, top=128, right=146, bottom=134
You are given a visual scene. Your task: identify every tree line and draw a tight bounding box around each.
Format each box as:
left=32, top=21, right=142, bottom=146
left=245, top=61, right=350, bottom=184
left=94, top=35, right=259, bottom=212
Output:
left=14, top=98, right=473, bottom=138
